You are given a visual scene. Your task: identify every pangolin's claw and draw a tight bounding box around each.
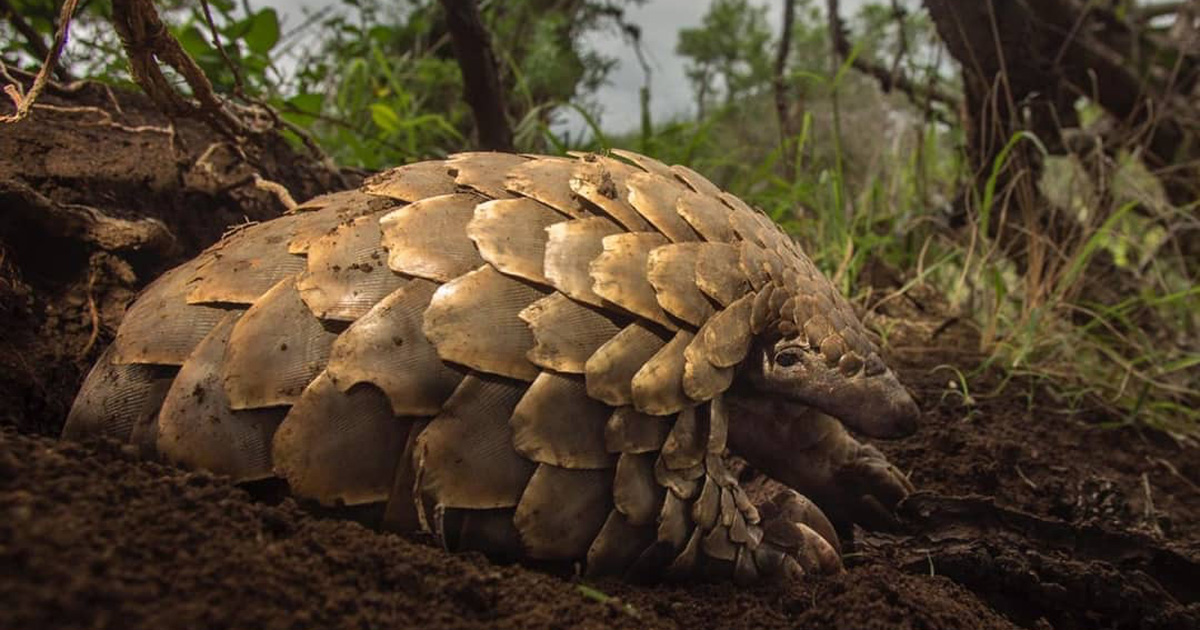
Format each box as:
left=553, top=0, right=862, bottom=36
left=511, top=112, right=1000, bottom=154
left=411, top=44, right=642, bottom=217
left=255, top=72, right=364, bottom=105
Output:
left=754, top=489, right=843, bottom=580
left=836, top=443, right=913, bottom=530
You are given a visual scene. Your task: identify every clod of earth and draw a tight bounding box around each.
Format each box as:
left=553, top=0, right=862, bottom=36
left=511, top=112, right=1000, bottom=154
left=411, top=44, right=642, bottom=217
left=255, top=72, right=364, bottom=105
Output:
left=62, top=150, right=918, bottom=583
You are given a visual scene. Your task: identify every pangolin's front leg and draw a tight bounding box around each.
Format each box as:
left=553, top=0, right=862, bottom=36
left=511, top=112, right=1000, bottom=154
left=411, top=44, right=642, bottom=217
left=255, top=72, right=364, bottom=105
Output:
left=727, top=397, right=914, bottom=533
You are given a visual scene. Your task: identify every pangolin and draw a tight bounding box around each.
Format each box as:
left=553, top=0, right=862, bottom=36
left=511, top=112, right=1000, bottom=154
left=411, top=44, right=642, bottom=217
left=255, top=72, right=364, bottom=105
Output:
left=63, top=150, right=918, bottom=583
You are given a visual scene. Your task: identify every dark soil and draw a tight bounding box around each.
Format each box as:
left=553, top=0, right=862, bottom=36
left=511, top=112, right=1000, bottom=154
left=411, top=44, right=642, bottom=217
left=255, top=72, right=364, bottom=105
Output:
left=2, top=80, right=1198, bottom=630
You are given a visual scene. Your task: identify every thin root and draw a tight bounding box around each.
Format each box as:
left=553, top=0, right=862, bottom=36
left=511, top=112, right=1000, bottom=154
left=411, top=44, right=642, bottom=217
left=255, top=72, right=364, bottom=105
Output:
left=79, top=267, right=100, bottom=360
left=1, top=0, right=80, bottom=124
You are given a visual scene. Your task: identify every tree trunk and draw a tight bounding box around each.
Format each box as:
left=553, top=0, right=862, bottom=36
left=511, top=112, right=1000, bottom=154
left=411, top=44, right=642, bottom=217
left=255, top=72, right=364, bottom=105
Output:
left=924, top=0, right=1200, bottom=210
left=774, top=0, right=799, bottom=182
left=922, top=0, right=1190, bottom=327
left=439, top=0, right=514, bottom=152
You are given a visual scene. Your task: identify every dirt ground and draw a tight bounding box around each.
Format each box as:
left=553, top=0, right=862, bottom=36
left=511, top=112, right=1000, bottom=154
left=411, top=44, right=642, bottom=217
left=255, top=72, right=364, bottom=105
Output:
left=2, top=81, right=1199, bottom=630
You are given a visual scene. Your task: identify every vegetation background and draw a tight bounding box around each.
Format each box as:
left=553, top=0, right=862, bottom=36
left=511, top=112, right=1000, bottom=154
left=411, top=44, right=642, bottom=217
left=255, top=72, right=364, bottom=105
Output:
left=1, top=0, right=1196, bottom=438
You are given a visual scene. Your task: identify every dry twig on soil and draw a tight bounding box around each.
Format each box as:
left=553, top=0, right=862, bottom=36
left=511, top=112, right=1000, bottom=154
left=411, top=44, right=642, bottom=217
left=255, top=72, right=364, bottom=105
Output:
left=0, top=0, right=79, bottom=124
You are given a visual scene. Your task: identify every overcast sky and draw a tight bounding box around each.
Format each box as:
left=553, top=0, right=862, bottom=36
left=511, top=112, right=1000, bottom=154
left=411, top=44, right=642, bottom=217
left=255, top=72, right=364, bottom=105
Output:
left=271, top=0, right=871, bottom=133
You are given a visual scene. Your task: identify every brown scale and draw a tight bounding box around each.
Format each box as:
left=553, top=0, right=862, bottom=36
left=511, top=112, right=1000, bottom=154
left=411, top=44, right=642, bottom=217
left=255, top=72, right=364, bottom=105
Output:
left=157, top=313, right=285, bottom=483
left=187, top=215, right=311, bottom=306
left=569, top=154, right=653, bottom=232
left=324, top=279, right=465, bottom=416
left=222, top=275, right=340, bottom=410
left=510, top=372, right=615, bottom=469
left=272, top=373, right=409, bottom=506
left=520, top=293, right=623, bottom=374
left=110, top=257, right=230, bottom=366
left=380, top=193, right=486, bottom=283
left=297, top=212, right=406, bottom=322
left=625, top=171, right=701, bottom=243
left=363, top=160, right=457, bottom=202
left=466, top=198, right=563, bottom=285
left=543, top=216, right=623, bottom=307
left=504, top=157, right=591, bottom=219
left=447, top=151, right=529, bottom=199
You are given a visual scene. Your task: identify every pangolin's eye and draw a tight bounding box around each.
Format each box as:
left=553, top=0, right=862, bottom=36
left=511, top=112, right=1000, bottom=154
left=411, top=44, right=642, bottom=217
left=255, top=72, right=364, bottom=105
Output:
left=776, top=351, right=801, bottom=367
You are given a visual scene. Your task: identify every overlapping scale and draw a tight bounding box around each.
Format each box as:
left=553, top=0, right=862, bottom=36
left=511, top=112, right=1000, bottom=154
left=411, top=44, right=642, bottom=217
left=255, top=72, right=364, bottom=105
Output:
left=630, top=330, right=693, bottom=415
left=568, top=155, right=652, bottom=232
left=157, top=313, right=284, bottom=482
left=646, top=242, right=716, bottom=327
left=415, top=374, right=534, bottom=510
left=223, top=275, right=339, bottom=410
left=325, top=279, right=465, bottom=416
left=272, top=373, right=408, bottom=506
left=543, top=217, right=623, bottom=307
left=63, top=344, right=176, bottom=446
left=584, top=322, right=670, bottom=406
left=520, top=293, right=623, bottom=374
left=362, top=160, right=458, bottom=202
left=380, top=193, right=486, bottom=282
left=510, top=372, right=615, bottom=469
left=447, top=151, right=529, bottom=199
left=514, top=464, right=612, bottom=560
left=110, top=257, right=229, bottom=365
left=187, top=215, right=311, bottom=305
left=625, top=172, right=700, bottom=243
left=422, top=266, right=550, bottom=381
left=466, top=198, right=563, bottom=285
left=504, top=158, right=591, bottom=218
left=590, top=232, right=675, bottom=328
left=297, top=212, right=405, bottom=321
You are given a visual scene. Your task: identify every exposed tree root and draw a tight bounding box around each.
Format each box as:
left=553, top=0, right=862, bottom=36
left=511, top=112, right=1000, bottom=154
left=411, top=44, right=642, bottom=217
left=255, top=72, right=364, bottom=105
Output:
left=860, top=493, right=1200, bottom=629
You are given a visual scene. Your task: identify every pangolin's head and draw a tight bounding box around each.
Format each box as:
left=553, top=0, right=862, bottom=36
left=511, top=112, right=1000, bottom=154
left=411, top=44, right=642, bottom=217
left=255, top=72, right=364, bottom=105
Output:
left=720, top=257, right=919, bottom=439
left=739, top=332, right=918, bottom=439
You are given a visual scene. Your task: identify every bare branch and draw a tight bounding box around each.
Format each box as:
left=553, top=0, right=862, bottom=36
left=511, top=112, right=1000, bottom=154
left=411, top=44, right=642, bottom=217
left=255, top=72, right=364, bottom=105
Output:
left=826, top=0, right=959, bottom=123
left=0, top=0, right=72, bottom=81
left=0, top=0, right=79, bottom=124
left=109, top=0, right=245, bottom=137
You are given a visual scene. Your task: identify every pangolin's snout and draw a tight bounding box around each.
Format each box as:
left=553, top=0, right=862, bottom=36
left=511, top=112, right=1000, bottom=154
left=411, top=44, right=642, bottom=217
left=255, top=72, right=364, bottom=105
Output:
left=819, top=369, right=920, bottom=439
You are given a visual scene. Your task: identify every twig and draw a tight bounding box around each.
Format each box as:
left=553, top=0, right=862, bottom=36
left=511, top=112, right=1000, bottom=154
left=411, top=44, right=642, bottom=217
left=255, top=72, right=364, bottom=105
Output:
left=1140, top=472, right=1161, bottom=534
left=1015, top=464, right=1039, bottom=490
left=195, top=142, right=299, bottom=212
left=825, top=0, right=959, bottom=124
left=1149, top=457, right=1200, bottom=494
left=252, top=174, right=298, bottom=211
left=0, top=0, right=80, bottom=124
left=198, top=0, right=247, bottom=96
left=194, top=0, right=346, bottom=187
left=79, top=266, right=100, bottom=359
left=0, top=0, right=73, bottom=81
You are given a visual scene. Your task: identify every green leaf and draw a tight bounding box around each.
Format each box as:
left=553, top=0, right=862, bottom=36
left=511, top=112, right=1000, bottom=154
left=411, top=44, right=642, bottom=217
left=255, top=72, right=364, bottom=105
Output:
left=177, top=25, right=214, bottom=60
left=245, top=9, right=280, bottom=54
left=288, top=93, right=324, bottom=116
left=370, top=103, right=401, bottom=134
